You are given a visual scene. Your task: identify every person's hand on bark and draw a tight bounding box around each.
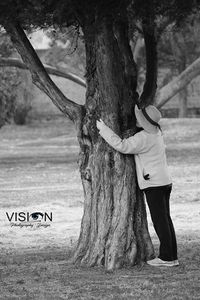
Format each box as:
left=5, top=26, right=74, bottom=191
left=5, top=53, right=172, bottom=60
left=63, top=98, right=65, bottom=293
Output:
left=96, top=118, right=105, bottom=131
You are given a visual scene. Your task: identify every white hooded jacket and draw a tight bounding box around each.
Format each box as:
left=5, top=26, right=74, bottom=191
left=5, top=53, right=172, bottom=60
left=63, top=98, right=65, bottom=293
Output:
left=98, top=123, right=172, bottom=190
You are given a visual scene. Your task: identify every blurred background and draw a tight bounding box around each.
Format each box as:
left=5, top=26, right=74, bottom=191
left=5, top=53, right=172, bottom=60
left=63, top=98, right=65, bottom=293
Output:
left=1, top=15, right=200, bottom=127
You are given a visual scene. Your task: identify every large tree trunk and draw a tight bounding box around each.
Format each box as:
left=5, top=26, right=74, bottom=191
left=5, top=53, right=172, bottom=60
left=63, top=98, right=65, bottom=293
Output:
left=73, top=15, right=154, bottom=271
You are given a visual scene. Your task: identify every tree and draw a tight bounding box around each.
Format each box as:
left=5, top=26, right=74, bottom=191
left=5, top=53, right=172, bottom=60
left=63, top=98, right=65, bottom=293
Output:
left=0, top=29, right=35, bottom=126
left=158, top=15, right=200, bottom=117
left=0, top=29, right=19, bottom=127
left=0, top=0, right=199, bottom=271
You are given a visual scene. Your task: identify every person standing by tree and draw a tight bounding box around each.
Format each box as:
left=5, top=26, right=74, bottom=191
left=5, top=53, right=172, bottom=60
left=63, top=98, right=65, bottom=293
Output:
left=97, top=104, right=179, bottom=267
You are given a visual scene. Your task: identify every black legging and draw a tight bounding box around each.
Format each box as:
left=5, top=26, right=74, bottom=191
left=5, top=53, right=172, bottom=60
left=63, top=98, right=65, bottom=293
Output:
left=144, top=184, right=178, bottom=261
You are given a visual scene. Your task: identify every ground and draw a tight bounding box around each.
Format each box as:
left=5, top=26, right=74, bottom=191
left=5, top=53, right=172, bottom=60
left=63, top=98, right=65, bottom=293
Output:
left=0, top=117, right=200, bottom=300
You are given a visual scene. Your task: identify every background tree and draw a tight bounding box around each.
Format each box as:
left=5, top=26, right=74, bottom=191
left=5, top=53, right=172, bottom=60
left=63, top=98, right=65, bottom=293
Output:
left=158, top=15, right=200, bottom=117
left=0, top=29, right=19, bottom=127
left=0, top=0, right=199, bottom=271
left=0, top=28, right=33, bottom=126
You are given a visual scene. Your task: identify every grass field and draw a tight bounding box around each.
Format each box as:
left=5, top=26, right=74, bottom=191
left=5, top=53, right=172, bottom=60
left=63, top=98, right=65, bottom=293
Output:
left=0, top=117, right=200, bottom=300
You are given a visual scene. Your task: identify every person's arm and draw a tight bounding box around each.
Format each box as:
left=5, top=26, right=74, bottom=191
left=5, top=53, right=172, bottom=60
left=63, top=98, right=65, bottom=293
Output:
left=96, top=119, right=147, bottom=154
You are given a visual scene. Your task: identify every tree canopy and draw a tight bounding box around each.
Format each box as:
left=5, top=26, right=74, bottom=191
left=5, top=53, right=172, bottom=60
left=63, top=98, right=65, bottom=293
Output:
left=0, top=0, right=199, bottom=30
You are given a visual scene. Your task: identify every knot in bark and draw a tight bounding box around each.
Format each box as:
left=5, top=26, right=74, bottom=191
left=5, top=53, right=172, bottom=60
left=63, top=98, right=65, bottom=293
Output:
left=83, top=168, right=92, bottom=181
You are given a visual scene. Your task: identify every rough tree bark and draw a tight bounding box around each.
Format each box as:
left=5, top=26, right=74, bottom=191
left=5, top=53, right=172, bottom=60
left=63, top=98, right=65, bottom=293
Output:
left=4, top=16, right=154, bottom=271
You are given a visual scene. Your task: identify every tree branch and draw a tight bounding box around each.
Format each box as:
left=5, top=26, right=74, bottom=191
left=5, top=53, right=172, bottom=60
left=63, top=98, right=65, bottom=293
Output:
left=0, top=58, right=86, bottom=87
left=3, top=22, right=84, bottom=123
left=156, top=57, right=200, bottom=108
left=138, top=14, right=157, bottom=108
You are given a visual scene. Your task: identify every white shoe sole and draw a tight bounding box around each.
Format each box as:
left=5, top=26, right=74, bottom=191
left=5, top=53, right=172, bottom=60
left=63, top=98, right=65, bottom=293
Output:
left=147, top=263, right=174, bottom=267
left=147, top=261, right=179, bottom=267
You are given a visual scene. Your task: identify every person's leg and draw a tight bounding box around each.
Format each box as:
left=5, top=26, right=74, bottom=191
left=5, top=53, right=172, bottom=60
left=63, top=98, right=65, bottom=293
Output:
left=164, top=186, right=178, bottom=260
left=144, top=187, right=174, bottom=261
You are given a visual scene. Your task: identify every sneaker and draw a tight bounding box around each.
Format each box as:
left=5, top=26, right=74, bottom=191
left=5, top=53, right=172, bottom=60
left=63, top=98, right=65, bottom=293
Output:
left=147, top=257, right=178, bottom=267
left=173, top=259, right=180, bottom=266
